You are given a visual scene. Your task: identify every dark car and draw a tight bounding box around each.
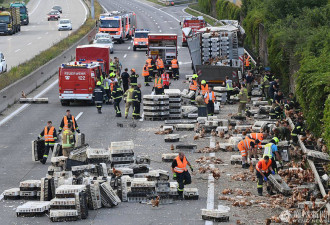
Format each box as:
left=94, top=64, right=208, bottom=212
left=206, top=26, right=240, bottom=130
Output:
left=52, top=6, right=62, bottom=13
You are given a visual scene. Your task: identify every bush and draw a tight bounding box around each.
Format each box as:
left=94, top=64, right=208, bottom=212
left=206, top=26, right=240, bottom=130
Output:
left=215, top=0, right=240, bottom=20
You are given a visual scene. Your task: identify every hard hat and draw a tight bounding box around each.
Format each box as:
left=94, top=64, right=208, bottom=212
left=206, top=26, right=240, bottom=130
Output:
left=131, top=68, right=136, bottom=72
left=272, top=137, right=279, bottom=144
left=96, top=81, right=102, bottom=86
left=110, top=72, right=115, bottom=77
left=201, top=80, right=206, bottom=84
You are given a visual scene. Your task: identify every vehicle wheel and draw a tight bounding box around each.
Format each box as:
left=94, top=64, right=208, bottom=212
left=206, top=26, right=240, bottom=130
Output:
left=61, top=100, right=70, bottom=106
left=111, top=50, right=114, bottom=54
left=26, top=19, right=29, bottom=25
left=122, top=39, right=125, bottom=43
left=18, top=25, right=21, bottom=32
left=4, top=65, right=7, bottom=72
left=48, top=18, right=50, bottom=21
left=133, top=46, right=136, bottom=51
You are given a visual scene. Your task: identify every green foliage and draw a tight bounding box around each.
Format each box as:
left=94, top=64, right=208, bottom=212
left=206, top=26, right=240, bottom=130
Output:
left=198, top=0, right=212, bottom=14
left=323, top=96, right=330, bottom=147
left=215, top=0, right=240, bottom=20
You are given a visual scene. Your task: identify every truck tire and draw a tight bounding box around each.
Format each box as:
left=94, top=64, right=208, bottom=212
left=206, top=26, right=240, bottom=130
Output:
left=133, top=46, right=136, bottom=51
left=60, top=100, right=70, bottom=106
left=18, top=25, right=21, bottom=32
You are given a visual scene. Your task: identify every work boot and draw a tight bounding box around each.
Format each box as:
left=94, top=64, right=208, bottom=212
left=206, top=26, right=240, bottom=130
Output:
left=125, top=115, right=128, bottom=119
left=257, top=188, right=263, bottom=196
left=40, top=157, right=47, bottom=164
left=146, top=83, right=150, bottom=86
left=178, top=191, right=183, bottom=200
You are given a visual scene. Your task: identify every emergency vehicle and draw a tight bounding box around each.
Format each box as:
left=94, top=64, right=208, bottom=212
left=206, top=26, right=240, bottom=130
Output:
left=133, top=29, right=149, bottom=51
left=98, top=11, right=136, bottom=43
left=58, top=62, right=102, bottom=106
left=181, top=16, right=206, bottom=46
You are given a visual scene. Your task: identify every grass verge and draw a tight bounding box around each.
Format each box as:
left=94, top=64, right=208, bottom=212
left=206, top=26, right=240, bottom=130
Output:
left=0, top=0, right=102, bottom=91
left=184, top=7, right=217, bottom=26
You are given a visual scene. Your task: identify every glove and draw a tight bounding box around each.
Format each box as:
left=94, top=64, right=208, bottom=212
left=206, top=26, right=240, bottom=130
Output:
left=271, top=170, right=275, bottom=175
left=263, top=176, right=268, bottom=182
left=190, top=166, right=194, bottom=172
left=173, top=173, right=177, bottom=180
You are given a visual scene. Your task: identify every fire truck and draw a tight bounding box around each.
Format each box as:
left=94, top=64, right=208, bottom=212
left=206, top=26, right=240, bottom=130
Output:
left=181, top=16, right=206, bottom=46
left=133, top=29, right=149, bottom=51
left=147, top=33, right=178, bottom=74
left=98, top=11, right=136, bottom=43
left=58, top=62, right=103, bottom=106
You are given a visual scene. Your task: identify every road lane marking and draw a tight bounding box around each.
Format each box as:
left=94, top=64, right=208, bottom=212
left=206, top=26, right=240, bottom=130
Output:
left=30, top=0, right=42, bottom=15
left=15, top=49, right=21, bottom=53
left=123, top=54, right=127, bottom=58
left=128, top=46, right=131, bottom=49
left=7, top=38, right=12, bottom=41
left=0, top=79, right=58, bottom=127
left=101, top=4, right=109, bottom=13
left=27, top=42, right=32, bottom=45
left=76, top=112, right=83, bottom=120
left=37, top=37, right=42, bottom=39
left=79, top=0, right=88, bottom=24
left=205, top=137, right=216, bottom=225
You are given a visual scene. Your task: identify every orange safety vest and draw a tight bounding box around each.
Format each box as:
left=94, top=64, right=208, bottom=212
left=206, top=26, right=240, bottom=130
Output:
left=154, top=78, right=163, bottom=88
left=44, top=126, right=55, bottom=142
left=204, top=91, right=215, bottom=104
left=256, top=159, right=272, bottom=173
left=245, top=55, right=250, bottom=67
left=250, top=133, right=264, bottom=141
left=156, top=59, right=164, bottom=69
left=237, top=137, right=254, bottom=157
left=189, top=80, right=198, bottom=91
left=146, top=59, right=152, bottom=68
left=174, top=156, right=188, bottom=173
left=142, top=66, right=149, bottom=77
left=110, top=82, right=114, bottom=92
left=161, top=73, right=170, bottom=85
left=171, top=59, right=178, bottom=68
left=201, top=84, right=209, bottom=95
left=63, top=116, right=76, bottom=130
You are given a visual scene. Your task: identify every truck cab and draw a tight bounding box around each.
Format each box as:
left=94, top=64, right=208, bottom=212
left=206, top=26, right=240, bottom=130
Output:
left=99, top=12, right=126, bottom=44
left=0, top=7, right=20, bottom=35
left=59, top=62, right=102, bottom=106
left=10, top=2, right=29, bottom=25
left=133, top=29, right=149, bottom=51
left=181, top=16, right=206, bottom=46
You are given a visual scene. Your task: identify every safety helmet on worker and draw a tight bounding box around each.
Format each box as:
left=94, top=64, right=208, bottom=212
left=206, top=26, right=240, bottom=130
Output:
left=96, top=81, right=102, bottom=86
left=272, top=137, right=279, bottom=144
left=131, top=68, right=136, bottom=72
left=192, top=74, right=198, bottom=79
left=201, top=80, right=206, bottom=85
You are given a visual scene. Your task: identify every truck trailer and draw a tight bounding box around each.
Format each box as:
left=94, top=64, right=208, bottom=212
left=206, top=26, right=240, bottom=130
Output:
left=0, top=7, right=21, bottom=35
left=10, top=2, right=29, bottom=25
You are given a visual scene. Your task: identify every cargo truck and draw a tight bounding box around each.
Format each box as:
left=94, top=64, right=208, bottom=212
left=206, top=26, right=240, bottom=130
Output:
left=10, top=2, right=29, bottom=25
left=187, top=21, right=245, bottom=84
left=58, top=61, right=102, bottom=106
left=0, top=7, right=21, bottom=35
left=147, top=33, right=178, bottom=73
left=180, top=16, right=206, bottom=47
left=76, top=45, right=111, bottom=75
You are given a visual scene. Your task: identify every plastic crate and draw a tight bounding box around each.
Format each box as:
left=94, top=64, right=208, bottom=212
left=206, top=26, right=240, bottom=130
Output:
left=175, top=124, right=195, bottom=131
left=16, top=201, right=50, bottom=217
left=3, top=188, right=20, bottom=200
left=49, top=209, right=79, bottom=222
left=184, top=188, right=199, bottom=200
left=47, top=165, right=63, bottom=176
left=19, top=180, right=41, bottom=191
left=87, top=183, right=102, bottom=210
left=268, top=174, right=292, bottom=196
left=50, top=198, right=76, bottom=209
left=143, top=95, right=169, bottom=100
left=31, top=139, right=45, bottom=162
left=100, top=182, right=121, bottom=207
left=86, top=148, right=110, bottom=159
left=110, top=141, right=134, bottom=152
left=55, top=185, right=86, bottom=198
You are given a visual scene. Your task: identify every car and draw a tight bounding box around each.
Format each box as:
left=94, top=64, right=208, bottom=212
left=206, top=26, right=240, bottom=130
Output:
left=94, top=32, right=112, bottom=42
left=58, top=19, right=72, bottom=31
left=52, top=6, right=62, bottom=13
left=133, top=29, right=149, bottom=51
left=48, top=11, right=60, bottom=21
left=0, top=52, right=7, bottom=73
left=93, top=38, right=114, bottom=53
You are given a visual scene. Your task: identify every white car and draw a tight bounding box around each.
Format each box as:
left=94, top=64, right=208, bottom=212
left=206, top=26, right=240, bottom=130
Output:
left=94, top=32, right=111, bottom=42
left=93, top=38, right=114, bottom=53
left=0, top=52, right=7, bottom=73
left=58, top=19, right=72, bottom=31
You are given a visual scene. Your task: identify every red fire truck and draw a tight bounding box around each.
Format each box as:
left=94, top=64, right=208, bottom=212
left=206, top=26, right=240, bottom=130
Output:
left=58, top=62, right=103, bottom=106
left=76, top=45, right=110, bottom=75
left=180, top=16, right=206, bottom=46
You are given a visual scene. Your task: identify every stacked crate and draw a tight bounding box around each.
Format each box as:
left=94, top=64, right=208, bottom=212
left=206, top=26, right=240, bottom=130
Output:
left=201, top=33, right=212, bottom=62
left=164, top=89, right=182, bottom=119
left=155, top=180, right=172, bottom=204
left=86, top=148, right=110, bottom=164
left=213, top=86, right=227, bottom=103
left=127, top=178, right=156, bottom=202
left=109, top=141, right=135, bottom=167
left=19, top=180, right=41, bottom=200
left=99, top=182, right=121, bottom=207
left=143, top=95, right=170, bottom=120
left=16, top=201, right=50, bottom=217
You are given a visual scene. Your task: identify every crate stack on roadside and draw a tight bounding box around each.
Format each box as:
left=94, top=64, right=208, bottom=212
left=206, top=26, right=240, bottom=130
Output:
left=164, top=89, right=182, bottom=119
left=143, top=95, right=170, bottom=121
left=127, top=178, right=156, bottom=203
left=109, top=141, right=135, bottom=167
left=19, top=180, right=41, bottom=200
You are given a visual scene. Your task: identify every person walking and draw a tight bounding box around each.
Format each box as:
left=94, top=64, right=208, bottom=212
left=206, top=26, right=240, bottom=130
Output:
left=156, top=57, right=165, bottom=75
left=93, top=81, right=106, bottom=114
left=291, top=117, right=305, bottom=144
left=204, top=87, right=215, bottom=116
left=189, top=74, right=198, bottom=104
left=153, top=74, right=163, bottom=95
left=256, top=156, right=275, bottom=196
left=103, top=75, right=111, bottom=104
left=268, top=79, right=279, bottom=103
left=237, top=84, right=248, bottom=116
left=130, top=68, right=139, bottom=87
left=59, top=110, right=80, bottom=134
left=132, top=84, right=142, bottom=119
left=62, top=123, right=75, bottom=157
left=112, top=81, right=123, bottom=117
left=225, top=76, right=233, bottom=102
left=38, top=121, right=57, bottom=164
left=246, top=70, right=254, bottom=98
left=124, top=86, right=135, bottom=119
left=171, top=58, right=179, bottom=80
left=121, top=68, right=130, bottom=93
left=161, top=71, right=170, bottom=89
left=171, top=152, right=193, bottom=200
left=146, top=57, right=155, bottom=77
left=142, top=64, right=150, bottom=86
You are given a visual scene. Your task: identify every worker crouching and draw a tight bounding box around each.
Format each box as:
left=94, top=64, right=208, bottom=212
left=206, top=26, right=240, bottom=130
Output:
left=62, top=123, right=75, bottom=157
left=256, top=156, right=275, bottom=196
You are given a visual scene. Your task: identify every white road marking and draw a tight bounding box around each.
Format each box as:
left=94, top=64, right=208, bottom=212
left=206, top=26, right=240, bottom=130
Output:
left=140, top=112, right=144, bottom=122
left=205, top=138, right=216, bottom=225
left=27, top=42, right=32, bottom=45
left=0, top=79, right=58, bottom=127
left=14, top=49, right=21, bottom=53
left=159, top=30, right=162, bottom=32
left=100, top=4, right=109, bottom=13
left=76, top=112, right=83, bottom=120
left=7, top=38, right=12, bottom=41
left=79, top=0, right=88, bottom=24
left=30, top=0, right=42, bottom=15
left=179, top=62, right=191, bottom=65
left=182, top=7, right=191, bottom=15
left=128, top=46, right=131, bottom=49
left=37, top=37, right=42, bottom=39
left=123, top=54, right=127, bottom=58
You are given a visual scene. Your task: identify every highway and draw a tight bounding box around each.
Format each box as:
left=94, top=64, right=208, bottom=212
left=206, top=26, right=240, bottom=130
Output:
left=0, top=1, right=276, bottom=224
left=0, top=0, right=87, bottom=70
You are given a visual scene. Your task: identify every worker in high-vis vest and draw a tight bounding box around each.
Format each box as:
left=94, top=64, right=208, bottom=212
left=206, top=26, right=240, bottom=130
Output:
left=291, top=117, right=305, bottom=144
left=263, top=137, right=282, bottom=173
left=204, top=87, right=215, bottom=116
left=110, top=58, right=116, bottom=73
left=171, top=58, right=179, bottom=80
left=153, top=73, right=164, bottom=95
left=189, top=74, right=198, bottom=104
left=38, top=121, right=58, bottom=164
left=161, top=72, right=170, bottom=89
left=156, top=58, right=165, bottom=75
left=130, top=68, right=139, bottom=87
left=59, top=110, right=80, bottom=134
left=249, top=132, right=265, bottom=149
left=171, top=152, right=193, bottom=200
left=112, top=81, right=123, bottom=117
left=146, top=57, right=155, bottom=77
left=93, top=81, right=106, bottom=114
left=256, top=156, right=275, bottom=196
left=200, top=80, right=208, bottom=95
left=142, top=64, right=150, bottom=86
left=237, top=84, right=248, bottom=116
left=124, top=86, right=135, bottom=119
left=225, top=76, right=233, bottom=102
left=238, top=137, right=260, bottom=168
left=103, top=75, right=111, bottom=103
left=244, top=53, right=251, bottom=71
left=62, top=123, right=75, bottom=157
left=132, top=84, right=142, bottom=120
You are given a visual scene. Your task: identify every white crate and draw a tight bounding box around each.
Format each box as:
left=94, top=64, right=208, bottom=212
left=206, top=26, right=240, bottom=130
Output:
left=162, top=125, right=174, bottom=131
left=235, top=125, right=252, bottom=131
left=205, top=120, right=219, bottom=127
left=20, top=180, right=41, bottom=188
left=184, top=188, right=199, bottom=197
left=51, top=198, right=76, bottom=206
left=213, top=86, right=227, bottom=92
left=131, top=180, right=156, bottom=188
left=143, top=105, right=170, bottom=111
left=143, top=95, right=169, bottom=100
left=253, top=101, right=268, bottom=106
left=20, top=191, right=37, bottom=196
left=216, top=126, right=228, bottom=132
left=201, top=207, right=230, bottom=218
left=176, top=124, right=195, bottom=130
left=4, top=188, right=20, bottom=196
left=86, top=148, right=110, bottom=159
left=53, top=171, right=73, bottom=178
left=16, top=201, right=50, bottom=213
left=115, top=167, right=134, bottom=176
left=162, top=153, right=178, bottom=160
left=50, top=209, right=78, bottom=217
left=100, top=182, right=121, bottom=206
left=57, top=177, right=73, bottom=186
left=164, top=89, right=181, bottom=96
left=90, top=182, right=102, bottom=209
left=55, top=185, right=86, bottom=195
left=252, top=121, right=269, bottom=132
left=229, top=136, right=243, bottom=147
left=110, top=141, right=134, bottom=152
left=164, top=134, right=180, bottom=140
left=51, top=156, right=68, bottom=163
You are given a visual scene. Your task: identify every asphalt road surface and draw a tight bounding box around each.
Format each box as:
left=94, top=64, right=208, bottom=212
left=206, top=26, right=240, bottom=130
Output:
left=0, top=0, right=87, bottom=70
left=0, top=1, right=271, bottom=224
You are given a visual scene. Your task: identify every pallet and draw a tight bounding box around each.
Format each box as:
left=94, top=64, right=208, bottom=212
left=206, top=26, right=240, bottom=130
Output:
left=144, top=116, right=169, bottom=121
left=19, top=98, right=48, bottom=104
